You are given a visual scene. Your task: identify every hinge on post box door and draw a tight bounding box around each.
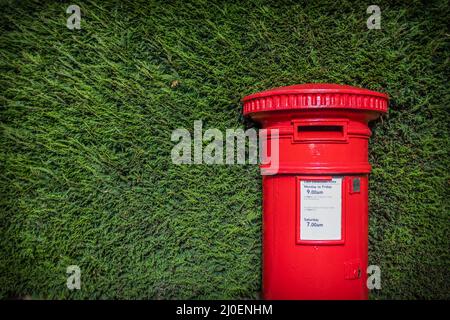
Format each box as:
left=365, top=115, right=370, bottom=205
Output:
left=345, top=260, right=361, bottom=280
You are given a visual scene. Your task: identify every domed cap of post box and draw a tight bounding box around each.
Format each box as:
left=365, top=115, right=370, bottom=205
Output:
left=242, top=83, right=389, bottom=116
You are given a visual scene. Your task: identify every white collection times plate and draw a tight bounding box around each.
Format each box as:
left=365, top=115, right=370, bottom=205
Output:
left=300, top=178, right=342, bottom=241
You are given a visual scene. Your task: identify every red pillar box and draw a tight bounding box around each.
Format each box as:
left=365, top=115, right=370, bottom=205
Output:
left=242, top=84, right=389, bottom=300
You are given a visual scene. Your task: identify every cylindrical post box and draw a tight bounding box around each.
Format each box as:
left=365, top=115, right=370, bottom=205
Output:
left=243, top=84, right=389, bottom=300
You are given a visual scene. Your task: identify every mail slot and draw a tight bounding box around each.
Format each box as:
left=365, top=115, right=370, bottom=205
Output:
left=293, top=120, right=348, bottom=142
left=242, top=83, right=389, bottom=300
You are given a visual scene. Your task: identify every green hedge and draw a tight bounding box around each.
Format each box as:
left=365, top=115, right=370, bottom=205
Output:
left=1, top=0, right=448, bottom=299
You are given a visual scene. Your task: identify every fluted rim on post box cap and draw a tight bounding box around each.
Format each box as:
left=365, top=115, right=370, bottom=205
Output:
left=242, top=83, right=389, bottom=116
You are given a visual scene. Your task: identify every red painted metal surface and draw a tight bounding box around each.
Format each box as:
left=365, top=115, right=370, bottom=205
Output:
left=243, top=83, right=389, bottom=300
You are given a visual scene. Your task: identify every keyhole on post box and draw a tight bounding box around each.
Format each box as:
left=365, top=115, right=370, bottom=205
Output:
left=345, top=260, right=361, bottom=280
